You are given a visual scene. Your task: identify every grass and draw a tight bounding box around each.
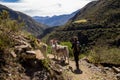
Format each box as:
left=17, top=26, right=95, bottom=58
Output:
left=73, top=19, right=87, bottom=24
left=60, top=41, right=73, bottom=57
left=0, top=10, right=23, bottom=50
left=88, top=46, right=120, bottom=65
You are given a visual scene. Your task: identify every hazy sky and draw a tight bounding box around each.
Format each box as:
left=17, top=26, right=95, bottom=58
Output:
left=0, top=0, right=94, bottom=17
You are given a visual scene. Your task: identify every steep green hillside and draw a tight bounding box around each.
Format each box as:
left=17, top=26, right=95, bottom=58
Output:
left=71, top=0, right=120, bottom=27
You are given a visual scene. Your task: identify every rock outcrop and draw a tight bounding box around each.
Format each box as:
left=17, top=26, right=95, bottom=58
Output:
left=0, top=34, right=66, bottom=80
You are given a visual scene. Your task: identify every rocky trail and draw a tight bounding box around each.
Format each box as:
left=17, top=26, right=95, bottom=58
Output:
left=3, top=34, right=119, bottom=80
left=47, top=54, right=119, bottom=80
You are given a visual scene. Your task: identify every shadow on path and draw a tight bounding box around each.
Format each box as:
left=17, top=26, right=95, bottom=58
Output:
left=69, top=66, right=83, bottom=74
left=51, top=58, right=69, bottom=67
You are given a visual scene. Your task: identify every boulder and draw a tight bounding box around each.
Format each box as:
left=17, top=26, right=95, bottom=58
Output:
left=26, top=51, right=36, bottom=54
left=113, top=67, right=120, bottom=73
left=15, top=44, right=32, bottom=53
left=34, top=50, right=45, bottom=59
left=116, top=73, right=120, bottom=80
left=10, top=51, right=17, bottom=58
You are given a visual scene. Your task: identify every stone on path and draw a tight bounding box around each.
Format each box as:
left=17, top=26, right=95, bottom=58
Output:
left=26, top=50, right=45, bottom=59
left=10, top=51, right=17, bottom=58
left=113, top=67, right=120, bottom=73
left=26, top=51, right=36, bottom=54
left=34, top=50, right=45, bottom=59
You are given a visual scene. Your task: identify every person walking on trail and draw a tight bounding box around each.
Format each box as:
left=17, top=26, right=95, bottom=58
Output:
left=71, top=36, right=80, bottom=70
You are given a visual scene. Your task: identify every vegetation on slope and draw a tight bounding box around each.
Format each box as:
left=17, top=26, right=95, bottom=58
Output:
left=0, top=10, right=22, bottom=50
left=42, top=0, right=120, bottom=65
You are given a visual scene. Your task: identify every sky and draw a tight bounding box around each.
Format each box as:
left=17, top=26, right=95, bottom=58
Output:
left=0, top=0, right=94, bottom=17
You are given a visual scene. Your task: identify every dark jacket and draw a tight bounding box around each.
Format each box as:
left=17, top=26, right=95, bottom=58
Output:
left=72, top=40, right=80, bottom=53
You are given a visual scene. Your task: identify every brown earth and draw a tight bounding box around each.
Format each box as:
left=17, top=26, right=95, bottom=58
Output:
left=47, top=54, right=117, bottom=80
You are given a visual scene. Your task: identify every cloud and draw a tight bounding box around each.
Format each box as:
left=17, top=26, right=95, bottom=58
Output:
left=0, top=0, right=94, bottom=16
left=57, top=3, right=62, bottom=8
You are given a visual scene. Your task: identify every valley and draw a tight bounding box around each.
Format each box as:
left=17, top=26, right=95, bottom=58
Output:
left=0, top=0, right=120, bottom=80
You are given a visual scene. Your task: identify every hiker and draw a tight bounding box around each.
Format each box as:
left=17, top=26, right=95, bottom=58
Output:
left=71, top=36, right=80, bottom=70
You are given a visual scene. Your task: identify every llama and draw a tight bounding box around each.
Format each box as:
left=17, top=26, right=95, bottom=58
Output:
left=50, top=39, right=69, bottom=64
left=50, top=39, right=57, bottom=58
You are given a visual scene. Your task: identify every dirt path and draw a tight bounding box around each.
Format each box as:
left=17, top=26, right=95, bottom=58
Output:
left=47, top=54, right=117, bottom=80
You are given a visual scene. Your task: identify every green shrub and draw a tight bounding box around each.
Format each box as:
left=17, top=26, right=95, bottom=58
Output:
left=41, top=59, right=50, bottom=70
left=60, top=41, right=73, bottom=57
left=0, top=33, right=14, bottom=50
left=0, top=10, right=23, bottom=33
left=47, top=45, right=52, bottom=54
left=0, top=10, right=24, bottom=50
left=27, top=34, right=37, bottom=48
left=88, top=46, right=120, bottom=65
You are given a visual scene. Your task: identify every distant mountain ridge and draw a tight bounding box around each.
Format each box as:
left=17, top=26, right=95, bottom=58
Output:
left=0, top=4, right=48, bottom=36
left=33, top=10, right=79, bottom=27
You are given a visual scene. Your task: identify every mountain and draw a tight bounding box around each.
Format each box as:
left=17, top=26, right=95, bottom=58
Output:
left=70, top=0, right=120, bottom=26
left=0, top=4, right=48, bottom=36
left=42, top=0, right=120, bottom=65
left=43, top=0, right=120, bottom=48
left=33, top=10, right=79, bottom=27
